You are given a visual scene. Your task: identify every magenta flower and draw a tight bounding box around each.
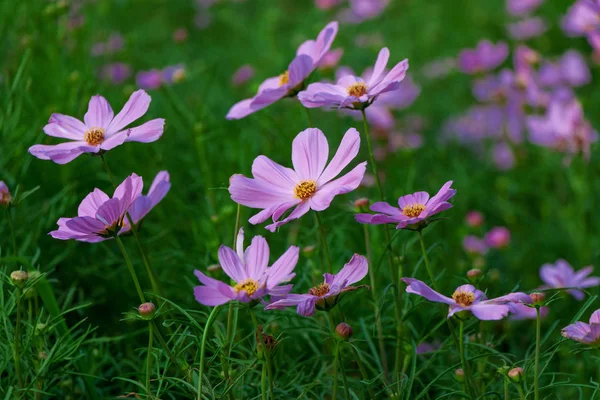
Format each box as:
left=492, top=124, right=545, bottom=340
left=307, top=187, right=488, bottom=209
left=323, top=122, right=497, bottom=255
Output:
left=136, top=70, right=163, bottom=90
left=458, top=40, right=509, bottom=74
left=562, top=309, right=600, bottom=346
left=193, top=229, right=299, bottom=306
left=99, top=63, right=132, bottom=85
left=355, top=181, right=455, bottom=230
left=49, top=174, right=143, bottom=243
left=226, top=21, right=338, bottom=120
left=162, top=64, right=186, bottom=85
left=463, top=235, right=488, bottom=255
left=120, top=171, right=171, bottom=234
left=339, top=0, right=390, bottom=23
left=229, top=127, right=366, bottom=232
left=0, top=181, right=12, bottom=206
left=507, top=17, right=548, bottom=40
left=232, top=64, right=255, bottom=87
left=540, top=259, right=600, bottom=300
left=318, top=48, right=344, bottom=70
left=506, top=0, right=544, bottom=16
left=265, top=254, right=368, bottom=316
left=562, top=0, right=600, bottom=37
left=29, top=90, right=164, bottom=164
left=402, top=278, right=531, bottom=320
left=485, top=226, right=511, bottom=248
left=299, top=47, right=409, bottom=110
left=465, top=211, right=484, bottom=228
left=314, top=0, right=341, bottom=10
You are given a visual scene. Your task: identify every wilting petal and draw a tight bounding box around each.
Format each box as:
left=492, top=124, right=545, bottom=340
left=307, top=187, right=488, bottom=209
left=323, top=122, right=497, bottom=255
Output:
left=84, top=95, right=114, bottom=128
left=245, top=236, right=270, bottom=279
left=332, top=254, right=368, bottom=288
left=126, top=118, right=165, bottom=143
left=106, top=89, right=151, bottom=134
left=218, top=245, right=247, bottom=283
left=318, top=128, right=361, bottom=184
left=402, top=278, right=455, bottom=304
left=292, top=128, right=329, bottom=180
left=266, top=246, right=300, bottom=288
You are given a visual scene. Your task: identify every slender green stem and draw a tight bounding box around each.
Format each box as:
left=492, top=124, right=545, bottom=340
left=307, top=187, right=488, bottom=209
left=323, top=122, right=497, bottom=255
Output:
left=266, top=355, right=275, bottom=400
left=332, top=340, right=340, bottom=400
left=517, top=385, right=526, bottom=400
left=304, top=106, right=313, bottom=127
left=6, top=207, right=17, bottom=256
left=360, top=109, right=383, bottom=200
left=198, top=306, right=222, bottom=400
left=261, top=361, right=268, bottom=400
left=417, top=231, right=438, bottom=291
left=315, top=212, right=332, bottom=273
left=14, top=287, right=24, bottom=389
left=248, top=307, right=259, bottom=329
left=146, top=322, right=153, bottom=399
left=534, top=307, right=541, bottom=400
left=339, top=346, right=350, bottom=400
left=114, top=235, right=146, bottom=303
left=394, top=260, right=404, bottom=387
left=504, top=378, right=509, bottom=400
left=351, top=345, right=375, bottom=399
left=100, top=153, right=115, bottom=186
left=458, top=321, right=475, bottom=399
left=151, top=320, right=184, bottom=371
left=327, top=311, right=336, bottom=335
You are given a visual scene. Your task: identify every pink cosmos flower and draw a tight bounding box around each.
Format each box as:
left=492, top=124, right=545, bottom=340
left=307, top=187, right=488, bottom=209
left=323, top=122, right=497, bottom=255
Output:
left=465, top=211, right=484, bottom=227
left=99, top=62, right=132, bottom=84
left=173, top=28, right=188, bottom=43
left=458, top=40, right=509, bottom=74
left=492, top=142, right=516, bottom=171
left=265, top=254, right=368, bottom=316
left=402, top=278, right=531, bottom=320
left=507, top=17, right=548, bottom=40
left=562, top=0, right=600, bottom=37
left=485, top=226, right=511, bottom=248
left=193, top=229, right=299, bottom=306
left=162, top=64, right=186, bottom=85
left=318, top=48, right=344, bottom=70
left=339, top=0, right=390, bottom=23
left=299, top=47, right=409, bottom=110
left=506, top=0, right=544, bottom=16
left=562, top=309, right=600, bottom=345
left=314, top=0, right=341, bottom=10
left=232, top=65, right=255, bottom=87
left=120, top=171, right=171, bottom=234
left=49, top=174, right=143, bottom=243
left=355, top=181, right=455, bottom=230
left=0, top=181, right=12, bottom=206
left=540, top=259, right=600, bottom=300
left=226, top=21, right=338, bottom=120
left=463, top=235, right=488, bottom=255
left=29, top=90, right=164, bottom=164
left=229, top=128, right=366, bottom=232
left=136, top=70, right=163, bottom=90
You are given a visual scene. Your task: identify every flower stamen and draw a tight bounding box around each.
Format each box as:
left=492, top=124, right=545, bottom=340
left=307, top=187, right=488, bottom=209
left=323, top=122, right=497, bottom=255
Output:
left=309, top=282, right=330, bottom=297
left=279, top=71, right=289, bottom=86
left=347, top=82, right=367, bottom=97
left=233, top=279, right=260, bottom=296
left=294, top=180, right=317, bottom=200
left=84, top=127, right=105, bottom=146
left=402, top=203, right=426, bottom=218
left=452, top=290, right=475, bottom=307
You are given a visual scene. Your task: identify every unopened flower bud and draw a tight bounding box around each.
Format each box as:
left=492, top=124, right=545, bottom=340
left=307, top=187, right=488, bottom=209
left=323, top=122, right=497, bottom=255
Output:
left=207, top=264, right=221, bottom=272
left=467, top=269, right=483, bottom=284
left=508, top=367, right=524, bottom=382
left=302, top=245, right=316, bottom=257
left=10, top=270, right=28, bottom=288
left=530, top=292, right=545, bottom=307
left=485, top=227, right=510, bottom=249
left=455, top=368, right=465, bottom=382
left=465, top=211, right=484, bottom=228
left=0, top=181, right=12, bottom=207
left=335, top=322, right=353, bottom=340
left=138, top=302, right=156, bottom=320
left=354, top=198, right=369, bottom=211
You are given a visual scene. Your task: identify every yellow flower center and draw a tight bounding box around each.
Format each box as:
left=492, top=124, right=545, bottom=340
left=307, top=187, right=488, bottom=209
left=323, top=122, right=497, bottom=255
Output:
left=402, top=203, right=426, bottom=218
left=347, top=82, right=367, bottom=97
left=279, top=70, right=289, bottom=86
left=309, top=282, right=330, bottom=297
left=452, top=290, right=475, bottom=307
left=84, top=127, right=105, bottom=146
left=294, top=180, right=317, bottom=200
left=233, top=279, right=260, bottom=296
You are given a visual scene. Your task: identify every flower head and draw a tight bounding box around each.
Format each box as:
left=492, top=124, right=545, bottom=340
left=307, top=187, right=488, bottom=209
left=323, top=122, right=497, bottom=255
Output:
left=226, top=21, right=338, bottom=119
left=265, top=254, right=368, bottom=316
left=99, top=62, right=132, bottom=85
left=463, top=235, right=488, bottom=255
left=355, top=181, right=455, bottom=230
left=299, top=47, right=409, bottom=110
left=540, top=259, right=600, bottom=300
left=193, top=229, right=299, bottom=306
left=402, top=278, right=531, bottom=320
left=506, top=0, right=544, bottom=16
left=0, top=181, right=12, bottom=206
left=136, top=70, right=163, bottom=90
left=485, top=226, right=511, bottom=248
left=465, top=211, right=484, bottom=227
left=562, top=0, right=600, bottom=37
left=458, top=40, right=508, bottom=74
left=232, top=64, right=255, bottom=87
left=229, top=127, right=366, bottom=232
left=562, top=309, right=600, bottom=346
left=29, top=90, right=164, bottom=164
left=49, top=174, right=144, bottom=242
left=120, top=171, right=171, bottom=233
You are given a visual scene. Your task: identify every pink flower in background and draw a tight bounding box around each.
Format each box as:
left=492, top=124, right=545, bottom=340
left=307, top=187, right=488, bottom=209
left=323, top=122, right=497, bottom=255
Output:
left=356, top=181, right=456, bottom=229
left=299, top=47, right=409, bottom=110
left=162, top=64, right=186, bottom=84
left=136, top=70, right=163, bottom=90
left=562, top=0, right=600, bottom=37
left=29, top=90, right=164, bottom=164
left=416, top=340, right=441, bottom=354
left=506, top=0, right=544, bottom=16
left=402, top=278, right=531, bottom=320
left=314, top=0, right=341, bottom=10
left=340, top=0, right=390, bottom=23
left=423, top=57, right=456, bottom=79
left=226, top=21, right=338, bottom=120
left=465, top=211, right=484, bottom=228
left=538, top=50, right=591, bottom=88
left=266, top=254, right=368, bottom=316
left=99, top=63, right=132, bottom=84
left=229, top=128, right=366, bottom=232
left=562, top=309, right=600, bottom=345
left=0, top=181, right=12, bottom=206
left=540, top=259, right=600, bottom=300
left=388, top=132, right=423, bottom=151
left=91, top=33, right=124, bottom=56
left=49, top=174, right=143, bottom=242
left=458, top=40, right=509, bottom=74
left=194, top=229, right=299, bottom=306
left=463, top=235, right=488, bottom=255
left=485, top=226, right=510, bottom=248
left=492, top=142, right=516, bottom=171
left=120, top=171, right=171, bottom=233
left=173, top=28, right=188, bottom=43
left=507, top=17, right=548, bottom=40
left=318, top=48, right=344, bottom=70
left=526, top=96, right=597, bottom=161
left=232, top=64, right=255, bottom=87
